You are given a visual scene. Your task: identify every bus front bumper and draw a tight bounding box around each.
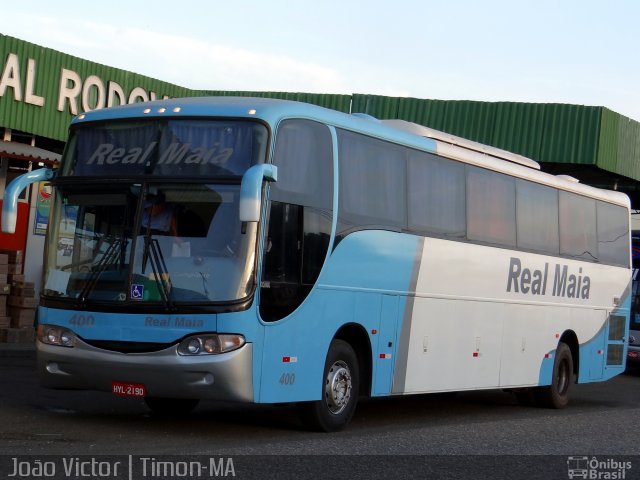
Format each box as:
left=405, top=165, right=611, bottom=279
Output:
left=36, top=338, right=254, bottom=402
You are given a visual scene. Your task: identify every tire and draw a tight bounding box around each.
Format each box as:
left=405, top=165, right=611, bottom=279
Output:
left=298, top=339, right=360, bottom=432
left=144, top=397, right=199, bottom=416
left=533, top=342, right=574, bottom=409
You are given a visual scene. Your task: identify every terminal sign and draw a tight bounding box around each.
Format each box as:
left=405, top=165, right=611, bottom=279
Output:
left=0, top=52, right=173, bottom=115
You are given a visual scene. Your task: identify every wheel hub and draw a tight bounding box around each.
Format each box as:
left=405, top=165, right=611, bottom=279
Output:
left=324, top=360, right=352, bottom=415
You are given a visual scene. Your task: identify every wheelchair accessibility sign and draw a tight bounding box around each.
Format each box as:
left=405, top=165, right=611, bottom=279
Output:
left=131, top=284, right=144, bottom=300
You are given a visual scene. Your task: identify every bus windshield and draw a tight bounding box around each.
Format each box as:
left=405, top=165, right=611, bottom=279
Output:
left=40, top=118, right=268, bottom=307
left=43, top=182, right=258, bottom=306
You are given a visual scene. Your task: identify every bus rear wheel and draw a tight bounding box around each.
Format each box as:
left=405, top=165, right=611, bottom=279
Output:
left=533, top=342, right=574, bottom=409
left=298, top=339, right=360, bottom=432
left=144, top=397, right=200, bottom=416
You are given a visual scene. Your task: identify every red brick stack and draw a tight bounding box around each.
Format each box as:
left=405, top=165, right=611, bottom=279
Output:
left=0, top=250, right=36, bottom=343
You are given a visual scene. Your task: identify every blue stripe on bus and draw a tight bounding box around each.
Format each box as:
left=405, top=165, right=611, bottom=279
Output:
left=257, top=230, right=420, bottom=402
left=38, top=307, right=219, bottom=343
left=318, top=230, right=420, bottom=294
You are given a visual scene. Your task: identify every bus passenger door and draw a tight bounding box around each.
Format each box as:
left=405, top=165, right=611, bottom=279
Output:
left=373, top=294, right=400, bottom=395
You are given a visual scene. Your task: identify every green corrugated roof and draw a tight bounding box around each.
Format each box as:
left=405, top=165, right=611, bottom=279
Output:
left=352, top=93, right=640, bottom=186
left=3, top=34, right=640, bottom=186
left=599, top=108, right=640, bottom=180
left=353, top=94, right=604, bottom=167
left=0, top=34, right=191, bottom=141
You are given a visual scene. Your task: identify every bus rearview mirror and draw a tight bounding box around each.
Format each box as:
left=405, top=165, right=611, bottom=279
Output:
left=239, top=164, right=278, bottom=223
left=1, top=168, right=55, bottom=234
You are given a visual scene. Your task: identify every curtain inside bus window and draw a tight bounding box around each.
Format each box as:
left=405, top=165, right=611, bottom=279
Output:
left=559, top=191, right=597, bottom=261
left=466, top=167, right=516, bottom=247
left=156, top=121, right=256, bottom=177
left=516, top=180, right=560, bottom=255
left=407, top=151, right=465, bottom=237
left=337, top=129, right=405, bottom=230
left=67, top=121, right=267, bottom=178
left=72, top=122, right=158, bottom=176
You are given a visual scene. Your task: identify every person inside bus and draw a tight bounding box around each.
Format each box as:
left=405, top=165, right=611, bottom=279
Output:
left=142, top=193, right=214, bottom=260
left=141, top=192, right=194, bottom=257
left=142, top=192, right=178, bottom=236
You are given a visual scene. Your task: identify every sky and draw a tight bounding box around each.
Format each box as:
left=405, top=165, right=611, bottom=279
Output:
left=3, top=0, right=640, bottom=120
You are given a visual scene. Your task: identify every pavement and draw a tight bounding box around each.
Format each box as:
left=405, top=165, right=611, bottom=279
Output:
left=0, top=340, right=36, bottom=356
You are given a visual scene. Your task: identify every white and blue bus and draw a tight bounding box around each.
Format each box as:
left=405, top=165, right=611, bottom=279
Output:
left=628, top=234, right=640, bottom=368
left=2, top=97, right=631, bottom=431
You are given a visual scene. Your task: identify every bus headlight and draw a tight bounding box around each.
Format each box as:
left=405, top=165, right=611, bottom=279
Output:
left=187, top=338, right=201, bottom=354
left=38, top=325, right=76, bottom=348
left=177, top=334, right=245, bottom=356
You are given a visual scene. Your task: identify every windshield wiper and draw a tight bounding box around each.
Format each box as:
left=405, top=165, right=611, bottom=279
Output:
left=143, top=237, right=174, bottom=310
left=140, top=212, right=174, bottom=309
left=77, top=236, right=123, bottom=305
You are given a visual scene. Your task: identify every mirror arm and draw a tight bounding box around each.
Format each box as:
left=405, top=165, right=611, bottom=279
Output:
left=239, top=164, right=278, bottom=222
left=2, top=168, right=55, bottom=234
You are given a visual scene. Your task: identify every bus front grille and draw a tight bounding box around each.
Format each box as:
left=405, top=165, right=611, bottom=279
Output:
left=84, top=340, right=173, bottom=353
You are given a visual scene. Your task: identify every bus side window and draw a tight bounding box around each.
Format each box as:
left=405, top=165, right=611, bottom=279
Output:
left=261, top=202, right=303, bottom=320
left=260, top=119, right=333, bottom=322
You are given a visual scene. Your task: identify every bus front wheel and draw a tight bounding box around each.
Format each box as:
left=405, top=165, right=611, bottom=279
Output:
left=533, top=342, right=574, bottom=409
left=298, top=339, right=360, bottom=432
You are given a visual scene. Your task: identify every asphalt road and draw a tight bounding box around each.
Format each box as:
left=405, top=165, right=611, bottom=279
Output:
left=1, top=349, right=638, bottom=479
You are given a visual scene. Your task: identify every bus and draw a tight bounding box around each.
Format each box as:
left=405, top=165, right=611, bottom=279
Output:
left=1, top=97, right=631, bottom=431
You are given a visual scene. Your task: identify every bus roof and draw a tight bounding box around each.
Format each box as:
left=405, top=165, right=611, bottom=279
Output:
left=381, top=119, right=542, bottom=170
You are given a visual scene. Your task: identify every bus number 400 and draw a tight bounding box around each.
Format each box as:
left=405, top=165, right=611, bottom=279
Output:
left=69, top=314, right=95, bottom=327
left=279, top=373, right=295, bottom=385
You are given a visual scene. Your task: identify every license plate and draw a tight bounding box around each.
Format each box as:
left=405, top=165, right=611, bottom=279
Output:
left=628, top=351, right=639, bottom=359
left=112, top=381, right=146, bottom=397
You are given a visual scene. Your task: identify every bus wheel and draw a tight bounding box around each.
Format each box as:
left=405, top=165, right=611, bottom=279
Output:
left=533, top=342, right=574, bottom=409
left=144, top=397, right=199, bottom=416
left=298, top=339, right=360, bottom=432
